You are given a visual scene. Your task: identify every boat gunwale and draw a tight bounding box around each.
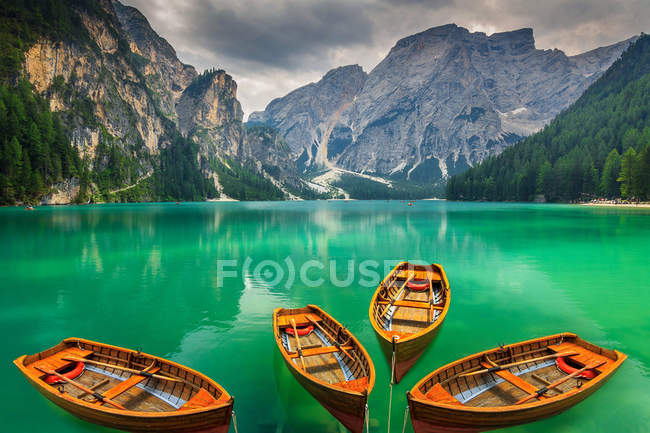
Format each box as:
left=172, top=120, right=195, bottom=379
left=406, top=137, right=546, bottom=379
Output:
left=368, top=261, right=451, bottom=344
left=13, top=337, right=233, bottom=418
left=273, top=304, right=376, bottom=397
left=407, top=332, right=627, bottom=413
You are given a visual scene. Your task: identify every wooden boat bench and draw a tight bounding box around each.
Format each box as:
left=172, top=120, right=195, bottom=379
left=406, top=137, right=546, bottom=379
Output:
left=94, top=366, right=161, bottom=404
left=480, top=362, right=548, bottom=399
left=547, top=342, right=613, bottom=373
left=377, top=299, right=444, bottom=310
left=277, top=313, right=322, bottom=328
left=29, top=347, right=94, bottom=379
left=396, top=270, right=442, bottom=281
left=288, top=345, right=354, bottom=359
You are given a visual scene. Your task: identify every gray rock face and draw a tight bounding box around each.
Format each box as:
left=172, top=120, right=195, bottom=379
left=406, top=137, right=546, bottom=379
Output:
left=23, top=0, right=296, bottom=199
left=112, top=1, right=198, bottom=118
left=176, top=70, right=245, bottom=160
left=249, top=65, right=367, bottom=169
left=252, top=24, right=635, bottom=182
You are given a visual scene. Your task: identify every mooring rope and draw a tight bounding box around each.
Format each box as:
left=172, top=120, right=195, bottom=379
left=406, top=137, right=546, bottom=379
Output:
left=387, top=336, right=398, bottom=433
left=232, top=409, right=239, bottom=433
left=365, top=404, right=370, bottom=433
left=401, top=406, right=409, bottom=433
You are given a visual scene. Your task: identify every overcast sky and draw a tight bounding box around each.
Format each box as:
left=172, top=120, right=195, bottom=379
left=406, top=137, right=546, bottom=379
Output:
left=122, top=0, right=648, bottom=118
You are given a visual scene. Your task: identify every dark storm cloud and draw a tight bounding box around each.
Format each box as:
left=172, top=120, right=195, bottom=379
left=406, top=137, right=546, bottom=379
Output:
left=189, top=1, right=375, bottom=69
left=121, top=0, right=648, bottom=116
left=129, top=0, right=376, bottom=70
left=379, top=0, right=454, bottom=8
left=379, top=0, right=454, bottom=5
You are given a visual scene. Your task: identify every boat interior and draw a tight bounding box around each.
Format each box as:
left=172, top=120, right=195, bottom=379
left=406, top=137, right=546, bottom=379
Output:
left=372, top=264, right=447, bottom=339
left=412, top=335, right=620, bottom=408
left=20, top=340, right=230, bottom=413
left=277, top=308, right=372, bottom=393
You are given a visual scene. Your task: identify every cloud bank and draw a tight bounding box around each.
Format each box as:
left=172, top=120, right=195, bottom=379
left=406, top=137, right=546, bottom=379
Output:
left=122, top=0, right=648, bottom=117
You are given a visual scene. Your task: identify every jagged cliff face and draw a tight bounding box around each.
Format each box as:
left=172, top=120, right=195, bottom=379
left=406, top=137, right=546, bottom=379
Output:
left=23, top=0, right=172, bottom=165
left=112, top=1, right=197, bottom=119
left=20, top=0, right=249, bottom=198
left=251, top=24, right=635, bottom=182
left=177, top=70, right=245, bottom=159
left=249, top=65, right=367, bottom=169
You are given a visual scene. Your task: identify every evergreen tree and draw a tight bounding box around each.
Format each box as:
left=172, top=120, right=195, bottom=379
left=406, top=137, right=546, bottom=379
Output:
left=584, top=163, right=599, bottom=197
left=618, top=147, right=637, bottom=198
left=632, top=144, right=650, bottom=200
left=20, top=149, right=32, bottom=201
left=7, top=136, right=23, bottom=179
left=600, top=149, right=621, bottom=198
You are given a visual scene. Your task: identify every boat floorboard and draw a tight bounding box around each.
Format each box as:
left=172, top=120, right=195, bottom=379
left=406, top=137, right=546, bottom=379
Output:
left=392, top=289, right=430, bottom=334
left=464, top=364, right=582, bottom=407
left=58, top=369, right=176, bottom=412
left=287, top=331, right=346, bottom=385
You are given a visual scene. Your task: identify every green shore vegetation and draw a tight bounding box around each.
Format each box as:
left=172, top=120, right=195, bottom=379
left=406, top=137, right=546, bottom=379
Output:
left=446, top=35, right=650, bottom=202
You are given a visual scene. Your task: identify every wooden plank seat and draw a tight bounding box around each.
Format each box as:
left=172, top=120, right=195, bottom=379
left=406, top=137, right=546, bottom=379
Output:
left=94, top=366, right=161, bottom=404
left=480, top=362, right=548, bottom=399
left=30, top=347, right=94, bottom=378
left=277, top=313, right=322, bottom=328
left=288, top=345, right=354, bottom=359
left=546, top=342, right=613, bottom=373
left=377, top=299, right=444, bottom=310
left=396, top=270, right=442, bottom=281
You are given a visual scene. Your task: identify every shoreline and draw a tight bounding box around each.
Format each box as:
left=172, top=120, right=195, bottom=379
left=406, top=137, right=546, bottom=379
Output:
left=578, top=202, right=650, bottom=208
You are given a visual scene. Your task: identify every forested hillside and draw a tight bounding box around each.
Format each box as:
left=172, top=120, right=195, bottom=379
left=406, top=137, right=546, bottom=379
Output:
left=0, top=0, right=304, bottom=205
left=0, top=80, right=82, bottom=203
left=0, top=0, right=217, bottom=204
left=447, top=35, right=650, bottom=202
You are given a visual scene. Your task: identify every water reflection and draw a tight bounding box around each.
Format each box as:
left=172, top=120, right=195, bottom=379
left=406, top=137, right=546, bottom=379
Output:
left=1, top=202, right=649, bottom=433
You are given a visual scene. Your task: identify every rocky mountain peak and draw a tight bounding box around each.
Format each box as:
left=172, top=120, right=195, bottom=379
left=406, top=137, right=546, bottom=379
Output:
left=248, top=64, right=368, bottom=166
left=177, top=70, right=242, bottom=131
left=176, top=69, right=244, bottom=159
left=390, top=24, right=536, bottom=59
left=112, top=0, right=197, bottom=115
left=253, top=24, right=637, bottom=187
left=393, top=23, right=462, bottom=48
left=488, top=27, right=535, bottom=52
left=321, top=64, right=366, bottom=82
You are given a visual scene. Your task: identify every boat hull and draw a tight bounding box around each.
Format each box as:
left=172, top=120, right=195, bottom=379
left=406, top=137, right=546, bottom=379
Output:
left=26, top=371, right=231, bottom=432
left=14, top=339, right=234, bottom=433
left=409, top=374, right=611, bottom=433
left=274, top=305, right=374, bottom=433
left=283, top=356, right=368, bottom=433
left=376, top=322, right=443, bottom=384
left=370, top=262, right=451, bottom=383
left=407, top=333, right=626, bottom=432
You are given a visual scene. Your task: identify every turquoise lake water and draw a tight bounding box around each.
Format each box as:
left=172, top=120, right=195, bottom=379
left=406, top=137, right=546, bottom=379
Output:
left=1, top=201, right=649, bottom=432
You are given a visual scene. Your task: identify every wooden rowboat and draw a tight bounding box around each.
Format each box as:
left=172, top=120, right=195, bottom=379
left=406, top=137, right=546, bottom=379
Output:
left=14, top=338, right=234, bottom=433
left=407, top=333, right=626, bottom=432
left=369, top=261, right=450, bottom=383
left=273, top=305, right=375, bottom=433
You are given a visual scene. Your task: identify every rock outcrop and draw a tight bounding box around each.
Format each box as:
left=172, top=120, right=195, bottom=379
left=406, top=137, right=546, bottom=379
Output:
left=249, top=65, right=367, bottom=169
left=19, top=0, right=295, bottom=202
left=177, top=69, right=245, bottom=158
left=251, top=24, right=636, bottom=183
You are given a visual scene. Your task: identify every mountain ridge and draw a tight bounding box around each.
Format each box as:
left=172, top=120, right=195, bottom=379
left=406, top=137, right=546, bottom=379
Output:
left=250, top=24, right=637, bottom=192
left=446, top=34, right=650, bottom=202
